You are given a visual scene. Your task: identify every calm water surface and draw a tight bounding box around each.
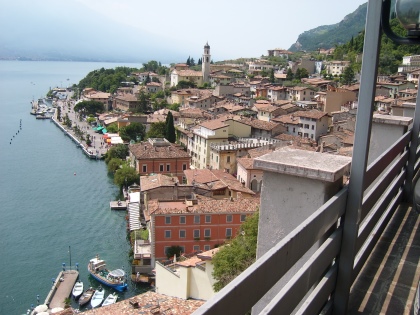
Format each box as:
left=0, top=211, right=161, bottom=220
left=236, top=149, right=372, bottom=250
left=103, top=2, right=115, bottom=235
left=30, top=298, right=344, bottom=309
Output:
left=0, top=61, right=147, bottom=314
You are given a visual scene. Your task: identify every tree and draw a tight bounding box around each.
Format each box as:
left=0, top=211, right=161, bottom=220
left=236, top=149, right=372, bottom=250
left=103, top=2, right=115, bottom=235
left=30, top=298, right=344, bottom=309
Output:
left=186, top=56, right=191, bottom=66
left=146, top=122, right=166, bottom=139
left=165, top=245, right=183, bottom=259
left=176, top=80, right=197, bottom=89
left=107, top=122, right=119, bottom=133
left=105, top=144, right=129, bottom=163
left=269, top=68, right=275, bottom=83
left=74, top=100, right=105, bottom=116
left=137, top=90, right=149, bottom=113
left=120, top=122, right=145, bottom=142
left=114, top=165, right=139, bottom=189
left=212, top=211, right=259, bottom=292
left=294, top=68, right=309, bottom=81
left=286, top=68, right=294, bottom=81
left=341, top=65, right=355, bottom=85
left=107, top=158, right=124, bottom=173
left=145, top=74, right=151, bottom=84
left=165, top=111, right=176, bottom=143
left=190, top=57, right=195, bottom=67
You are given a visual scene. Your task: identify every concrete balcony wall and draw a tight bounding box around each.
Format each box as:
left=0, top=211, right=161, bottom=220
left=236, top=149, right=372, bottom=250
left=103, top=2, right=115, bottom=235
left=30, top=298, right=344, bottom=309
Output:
left=368, top=114, right=412, bottom=165
left=253, top=147, right=351, bottom=313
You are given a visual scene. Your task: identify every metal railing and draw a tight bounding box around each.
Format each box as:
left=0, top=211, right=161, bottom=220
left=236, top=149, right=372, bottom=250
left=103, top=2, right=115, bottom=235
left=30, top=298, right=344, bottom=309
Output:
left=194, top=126, right=417, bottom=315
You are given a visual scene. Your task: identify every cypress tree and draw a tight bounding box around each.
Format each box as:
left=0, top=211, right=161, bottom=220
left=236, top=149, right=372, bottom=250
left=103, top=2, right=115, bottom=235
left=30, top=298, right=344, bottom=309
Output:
left=165, top=111, right=176, bottom=143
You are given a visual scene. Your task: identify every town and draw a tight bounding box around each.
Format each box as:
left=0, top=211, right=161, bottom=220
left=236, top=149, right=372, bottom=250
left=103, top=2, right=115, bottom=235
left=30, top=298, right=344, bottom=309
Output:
left=35, top=29, right=420, bottom=314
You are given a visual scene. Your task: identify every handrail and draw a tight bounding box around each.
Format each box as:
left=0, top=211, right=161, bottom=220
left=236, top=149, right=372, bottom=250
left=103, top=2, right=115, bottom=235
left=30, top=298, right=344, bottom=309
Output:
left=194, top=187, right=347, bottom=315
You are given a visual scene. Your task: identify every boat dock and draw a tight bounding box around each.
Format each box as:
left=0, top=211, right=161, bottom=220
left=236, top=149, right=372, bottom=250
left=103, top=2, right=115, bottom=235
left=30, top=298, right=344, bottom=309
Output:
left=44, top=270, right=79, bottom=310
left=110, top=200, right=127, bottom=210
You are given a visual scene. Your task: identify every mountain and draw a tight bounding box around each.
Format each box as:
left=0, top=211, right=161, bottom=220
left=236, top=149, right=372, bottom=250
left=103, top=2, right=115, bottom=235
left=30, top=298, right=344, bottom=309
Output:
left=289, top=3, right=367, bottom=52
left=0, top=0, right=185, bottom=63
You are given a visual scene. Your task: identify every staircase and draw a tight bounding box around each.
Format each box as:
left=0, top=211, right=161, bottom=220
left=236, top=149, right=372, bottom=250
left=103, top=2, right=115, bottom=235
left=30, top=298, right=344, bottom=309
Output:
left=128, top=201, right=140, bottom=231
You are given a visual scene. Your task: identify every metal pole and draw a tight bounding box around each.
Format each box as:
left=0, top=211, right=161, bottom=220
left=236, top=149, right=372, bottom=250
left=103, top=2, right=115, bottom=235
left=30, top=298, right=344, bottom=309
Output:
left=333, top=0, right=383, bottom=313
left=69, top=246, right=72, bottom=271
left=404, top=83, right=420, bottom=201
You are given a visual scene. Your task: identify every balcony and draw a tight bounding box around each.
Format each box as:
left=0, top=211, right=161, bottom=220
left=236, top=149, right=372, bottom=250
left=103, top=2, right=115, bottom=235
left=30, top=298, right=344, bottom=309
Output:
left=193, top=1, right=420, bottom=314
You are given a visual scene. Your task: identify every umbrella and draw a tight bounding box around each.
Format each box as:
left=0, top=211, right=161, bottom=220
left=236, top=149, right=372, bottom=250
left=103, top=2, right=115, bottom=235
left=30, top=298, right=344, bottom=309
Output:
left=37, top=312, right=50, bottom=315
left=34, top=304, right=48, bottom=313
left=51, top=307, right=65, bottom=313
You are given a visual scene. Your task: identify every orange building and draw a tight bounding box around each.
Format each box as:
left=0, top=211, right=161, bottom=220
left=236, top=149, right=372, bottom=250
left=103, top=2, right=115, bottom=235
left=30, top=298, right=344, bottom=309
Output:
left=145, top=195, right=260, bottom=261
left=129, top=138, right=191, bottom=182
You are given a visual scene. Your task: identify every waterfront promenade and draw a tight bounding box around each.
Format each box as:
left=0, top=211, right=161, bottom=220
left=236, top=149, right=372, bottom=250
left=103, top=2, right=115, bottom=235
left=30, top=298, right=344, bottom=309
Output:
left=52, top=96, right=109, bottom=159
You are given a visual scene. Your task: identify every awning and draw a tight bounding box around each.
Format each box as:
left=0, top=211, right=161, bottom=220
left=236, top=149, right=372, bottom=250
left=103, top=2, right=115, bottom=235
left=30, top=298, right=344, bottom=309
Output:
left=101, top=128, right=108, bottom=134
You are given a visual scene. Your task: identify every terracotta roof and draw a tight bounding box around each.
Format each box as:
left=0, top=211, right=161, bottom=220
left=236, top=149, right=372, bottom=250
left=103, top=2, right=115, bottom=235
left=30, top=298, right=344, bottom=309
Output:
left=114, top=94, right=138, bottom=102
left=184, top=169, right=255, bottom=195
left=238, top=117, right=280, bottom=131
left=148, top=195, right=260, bottom=215
left=79, top=291, right=204, bottom=315
left=129, top=141, right=190, bottom=160
left=199, top=119, right=229, bottom=130
left=294, top=110, right=329, bottom=119
left=140, top=174, right=184, bottom=191
left=177, top=70, right=203, bottom=77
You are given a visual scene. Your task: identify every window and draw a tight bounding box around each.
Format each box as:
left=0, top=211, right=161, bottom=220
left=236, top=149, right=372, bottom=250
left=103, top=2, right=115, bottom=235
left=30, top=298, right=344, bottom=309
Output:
left=166, top=164, right=170, bottom=172
left=312, top=125, right=315, bottom=130
left=159, top=164, right=164, bottom=172
left=194, top=215, right=200, bottom=224
left=142, top=164, right=147, bottom=173
left=165, top=216, right=171, bottom=224
left=240, top=214, right=247, bottom=222
left=183, top=163, right=187, bottom=170
left=204, top=245, right=211, bottom=251
left=204, top=229, right=211, bottom=237
left=179, top=216, right=186, bottom=224
left=227, top=156, right=230, bottom=163
left=193, top=245, right=200, bottom=252
left=205, top=215, right=211, bottom=223
left=194, top=229, right=200, bottom=238
left=179, top=230, right=186, bottom=238
left=304, top=124, right=309, bottom=129
left=165, top=230, right=171, bottom=238
left=226, top=214, right=233, bottom=223
left=226, top=228, right=232, bottom=238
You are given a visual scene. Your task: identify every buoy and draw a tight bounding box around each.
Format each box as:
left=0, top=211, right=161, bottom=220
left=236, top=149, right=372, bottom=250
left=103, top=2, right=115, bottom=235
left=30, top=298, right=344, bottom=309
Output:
left=74, top=173, right=76, bottom=176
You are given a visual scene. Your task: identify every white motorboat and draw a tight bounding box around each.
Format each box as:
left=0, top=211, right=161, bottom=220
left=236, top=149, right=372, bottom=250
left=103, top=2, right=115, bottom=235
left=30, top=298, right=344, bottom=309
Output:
left=90, top=286, right=105, bottom=308
left=102, top=293, right=118, bottom=306
left=72, top=280, right=84, bottom=299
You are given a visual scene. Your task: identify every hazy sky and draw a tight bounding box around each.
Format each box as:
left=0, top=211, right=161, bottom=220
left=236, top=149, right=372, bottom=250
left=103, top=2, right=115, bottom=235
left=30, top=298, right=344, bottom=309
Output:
left=1, top=0, right=368, bottom=62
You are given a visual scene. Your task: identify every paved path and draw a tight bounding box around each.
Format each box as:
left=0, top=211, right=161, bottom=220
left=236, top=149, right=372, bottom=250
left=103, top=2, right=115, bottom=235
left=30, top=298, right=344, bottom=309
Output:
left=56, top=95, right=109, bottom=158
left=46, top=270, right=79, bottom=310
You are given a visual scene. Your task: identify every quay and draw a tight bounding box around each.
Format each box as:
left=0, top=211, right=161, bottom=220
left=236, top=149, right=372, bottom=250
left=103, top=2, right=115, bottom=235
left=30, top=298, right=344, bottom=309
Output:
left=33, top=270, right=79, bottom=313
left=110, top=200, right=127, bottom=210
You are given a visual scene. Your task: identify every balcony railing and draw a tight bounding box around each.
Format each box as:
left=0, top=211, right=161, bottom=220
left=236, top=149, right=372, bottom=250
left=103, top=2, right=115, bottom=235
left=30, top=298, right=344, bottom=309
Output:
left=194, top=1, right=420, bottom=313
left=194, top=122, right=417, bottom=315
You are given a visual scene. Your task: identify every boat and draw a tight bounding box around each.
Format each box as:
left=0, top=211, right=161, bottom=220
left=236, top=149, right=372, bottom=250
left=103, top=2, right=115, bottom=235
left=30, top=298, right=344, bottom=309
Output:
left=102, top=293, right=118, bottom=306
left=88, top=255, right=128, bottom=292
left=90, top=286, right=105, bottom=308
left=72, top=280, right=84, bottom=299
left=78, top=287, right=95, bottom=307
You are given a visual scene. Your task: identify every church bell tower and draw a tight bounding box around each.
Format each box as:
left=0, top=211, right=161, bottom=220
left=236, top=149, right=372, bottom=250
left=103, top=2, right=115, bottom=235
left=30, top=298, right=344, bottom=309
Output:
left=202, top=42, right=211, bottom=83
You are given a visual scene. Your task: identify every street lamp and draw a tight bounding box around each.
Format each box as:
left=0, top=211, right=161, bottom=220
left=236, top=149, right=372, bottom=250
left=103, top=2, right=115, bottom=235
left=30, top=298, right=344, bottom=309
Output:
left=382, top=0, right=420, bottom=44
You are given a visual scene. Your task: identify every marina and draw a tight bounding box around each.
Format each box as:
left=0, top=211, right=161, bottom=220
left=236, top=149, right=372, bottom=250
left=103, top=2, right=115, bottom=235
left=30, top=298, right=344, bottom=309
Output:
left=0, top=60, right=146, bottom=315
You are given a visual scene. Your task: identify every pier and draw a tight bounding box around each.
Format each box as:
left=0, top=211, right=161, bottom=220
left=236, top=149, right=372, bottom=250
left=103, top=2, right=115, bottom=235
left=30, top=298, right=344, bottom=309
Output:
left=110, top=200, right=127, bottom=210
left=45, top=270, right=79, bottom=309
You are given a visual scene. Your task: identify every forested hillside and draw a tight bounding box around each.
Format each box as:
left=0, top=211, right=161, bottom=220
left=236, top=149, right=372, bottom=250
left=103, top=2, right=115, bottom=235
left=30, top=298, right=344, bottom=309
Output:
left=289, top=3, right=367, bottom=52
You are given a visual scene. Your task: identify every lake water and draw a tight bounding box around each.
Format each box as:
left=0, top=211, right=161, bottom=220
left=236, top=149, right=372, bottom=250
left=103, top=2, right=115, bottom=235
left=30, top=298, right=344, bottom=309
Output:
left=0, top=60, right=148, bottom=314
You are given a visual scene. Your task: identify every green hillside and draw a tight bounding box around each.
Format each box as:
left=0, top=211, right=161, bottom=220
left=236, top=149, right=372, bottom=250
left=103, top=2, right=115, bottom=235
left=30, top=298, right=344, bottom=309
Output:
left=289, top=3, right=367, bottom=52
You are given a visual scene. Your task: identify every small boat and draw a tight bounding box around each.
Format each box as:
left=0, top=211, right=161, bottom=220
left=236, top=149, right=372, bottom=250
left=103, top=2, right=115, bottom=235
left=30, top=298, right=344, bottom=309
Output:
left=72, top=280, right=84, bottom=299
left=102, top=293, right=118, bottom=306
left=78, top=287, right=95, bottom=307
left=90, top=286, right=105, bottom=308
left=88, top=255, right=128, bottom=292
